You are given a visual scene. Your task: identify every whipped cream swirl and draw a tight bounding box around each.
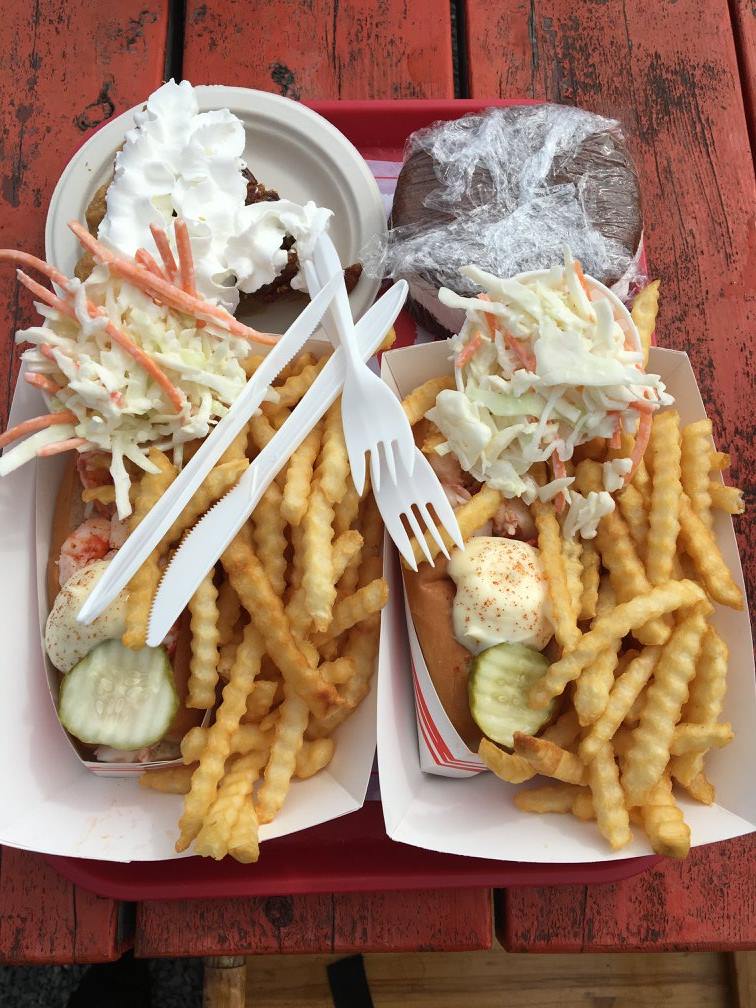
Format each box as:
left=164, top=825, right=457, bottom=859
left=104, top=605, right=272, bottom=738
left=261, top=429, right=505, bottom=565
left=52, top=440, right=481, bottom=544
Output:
left=98, top=80, right=332, bottom=312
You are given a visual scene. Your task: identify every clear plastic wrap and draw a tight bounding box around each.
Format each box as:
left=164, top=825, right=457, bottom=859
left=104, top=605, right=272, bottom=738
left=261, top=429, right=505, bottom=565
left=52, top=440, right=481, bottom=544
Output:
left=362, top=104, right=644, bottom=334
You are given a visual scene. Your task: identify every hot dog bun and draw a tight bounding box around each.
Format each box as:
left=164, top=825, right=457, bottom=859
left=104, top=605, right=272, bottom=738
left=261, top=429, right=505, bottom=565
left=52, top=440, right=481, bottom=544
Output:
left=48, top=460, right=202, bottom=752
left=403, top=558, right=481, bottom=751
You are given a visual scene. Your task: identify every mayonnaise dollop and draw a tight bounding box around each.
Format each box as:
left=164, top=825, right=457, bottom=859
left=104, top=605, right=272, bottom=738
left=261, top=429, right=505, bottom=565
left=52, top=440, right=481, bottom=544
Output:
left=98, top=79, right=332, bottom=312
left=447, top=537, right=552, bottom=655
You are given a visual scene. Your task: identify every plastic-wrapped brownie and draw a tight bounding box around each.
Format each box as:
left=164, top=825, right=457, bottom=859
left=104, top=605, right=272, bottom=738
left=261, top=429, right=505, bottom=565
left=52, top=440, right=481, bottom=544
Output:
left=367, top=103, right=643, bottom=337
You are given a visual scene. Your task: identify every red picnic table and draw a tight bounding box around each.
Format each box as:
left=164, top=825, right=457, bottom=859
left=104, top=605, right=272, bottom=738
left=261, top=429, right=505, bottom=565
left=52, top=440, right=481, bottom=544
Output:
left=0, top=0, right=753, bottom=970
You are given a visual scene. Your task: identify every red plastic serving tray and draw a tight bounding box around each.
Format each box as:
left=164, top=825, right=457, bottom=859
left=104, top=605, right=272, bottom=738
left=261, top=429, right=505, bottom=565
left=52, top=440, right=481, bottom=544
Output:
left=43, top=98, right=658, bottom=900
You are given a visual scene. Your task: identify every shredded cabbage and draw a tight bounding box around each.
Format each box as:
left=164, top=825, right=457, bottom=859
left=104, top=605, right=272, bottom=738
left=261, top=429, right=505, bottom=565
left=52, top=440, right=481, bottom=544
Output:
left=16, top=266, right=257, bottom=518
left=427, top=250, right=673, bottom=535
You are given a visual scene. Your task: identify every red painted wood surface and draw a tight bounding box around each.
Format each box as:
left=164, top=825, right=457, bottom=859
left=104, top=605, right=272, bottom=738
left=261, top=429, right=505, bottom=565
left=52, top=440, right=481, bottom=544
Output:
left=732, top=0, right=756, bottom=146
left=135, top=889, right=492, bottom=958
left=502, top=834, right=756, bottom=952
left=0, top=0, right=167, bottom=966
left=181, top=0, right=454, bottom=99
left=0, top=848, right=129, bottom=964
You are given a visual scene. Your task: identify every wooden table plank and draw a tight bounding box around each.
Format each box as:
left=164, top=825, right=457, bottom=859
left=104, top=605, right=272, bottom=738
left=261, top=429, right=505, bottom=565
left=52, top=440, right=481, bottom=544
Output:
left=182, top=0, right=454, bottom=98
left=464, top=0, right=755, bottom=600
left=732, top=0, right=756, bottom=146
left=0, top=0, right=168, bottom=966
left=503, top=833, right=756, bottom=952
left=135, top=889, right=492, bottom=958
left=0, top=0, right=170, bottom=430
left=465, top=0, right=755, bottom=955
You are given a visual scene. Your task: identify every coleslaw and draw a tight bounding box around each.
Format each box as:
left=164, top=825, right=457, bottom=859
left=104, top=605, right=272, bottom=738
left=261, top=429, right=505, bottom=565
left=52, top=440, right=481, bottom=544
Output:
left=425, top=251, right=673, bottom=536
left=7, top=262, right=262, bottom=518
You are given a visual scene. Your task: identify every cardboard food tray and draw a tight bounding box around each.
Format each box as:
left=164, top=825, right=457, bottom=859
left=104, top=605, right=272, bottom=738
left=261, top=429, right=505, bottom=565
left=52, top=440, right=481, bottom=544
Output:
left=378, top=340, right=755, bottom=864
left=5, top=97, right=714, bottom=898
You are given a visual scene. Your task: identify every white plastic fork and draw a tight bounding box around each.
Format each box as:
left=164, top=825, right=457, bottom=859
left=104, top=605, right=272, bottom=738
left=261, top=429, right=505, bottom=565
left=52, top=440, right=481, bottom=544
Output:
left=373, top=445, right=464, bottom=572
left=307, top=234, right=416, bottom=495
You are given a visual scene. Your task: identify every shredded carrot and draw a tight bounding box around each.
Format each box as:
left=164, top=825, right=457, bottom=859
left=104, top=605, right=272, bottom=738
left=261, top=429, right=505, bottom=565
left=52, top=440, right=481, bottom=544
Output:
left=551, top=451, right=567, bottom=513
left=25, top=373, right=61, bottom=395
left=626, top=412, right=653, bottom=482
left=609, top=418, right=622, bottom=450
left=478, top=292, right=535, bottom=370
left=455, top=330, right=483, bottom=368
left=0, top=411, right=78, bottom=449
left=37, top=437, right=87, bottom=457
left=149, top=224, right=179, bottom=282
left=3, top=251, right=185, bottom=413
left=630, top=398, right=657, bottom=415
left=40, top=344, right=58, bottom=362
left=174, top=219, right=197, bottom=297
left=69, top=221, right=275, bottom=345
left=135, top=248, right=167, bottom=280
left=573, top=260, right=592, bottom=296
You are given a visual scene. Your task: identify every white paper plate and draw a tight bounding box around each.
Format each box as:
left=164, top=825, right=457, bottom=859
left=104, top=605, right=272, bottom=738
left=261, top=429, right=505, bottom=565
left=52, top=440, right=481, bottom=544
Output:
left=45, top=85, right=386, bottom=333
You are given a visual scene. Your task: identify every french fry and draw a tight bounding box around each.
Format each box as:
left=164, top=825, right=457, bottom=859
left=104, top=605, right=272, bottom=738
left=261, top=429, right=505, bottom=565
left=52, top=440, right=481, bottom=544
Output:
left=333, top=481, right=361, bottom=537
left=670, top=722, right=733, bottom=756
left=123, top=449, right=176, bottom=649
left=588, top=742, right=631, bottom=850
left=379, top=326, right=397, bottom=352
left=218, top=425, right=249, bottom=465
left=405, top=484, right=502, bottom=568
left=307, top=614, right=380, bottom=738
left=529, top=580, right=707, bottom=710
left=320, top=657, right=355, bottom=684
left=255, top=689, right=309, bottom=824
left=192, top=749, right=268, bottom=861
left=478, top=738, right=535, bottom=784
left=295, top=738, right=335, bottom=779
left=514, top=783, right=588, bottom=815
left=302, top=480, right=336, bottom=632
left=243, top=679, right=280, bottom=724
left=593, top=577, right=616, bottom=621
left=332, top=530, right=364, bottom=585
left=275, top=356, right=327, bottom=407
left=542, top=708, right=581, bottom=749
left=513, top=733, right=587, bottom=785
left=421, top=428, right=446, bottom=455
left=249, top=407, right=289, bottom=454
left=181, top=722, right=272, bottom=764
left=577, top=459, right=669, bottom=645
left=82, top=484, right=116, bottom=505
left=402, top=375, right=455, bottom=425
left=574, top=642, right=621, bottom=727
left=670, top=626, right=728, bottom=788
left=186, top=572, right=221, bottom=709
left=140, top=763, right=195, bottom=794
left=253, top=480, right=287, bottom=598
left=222, top=527, right=339, bottom=715
left=681, top=419, right=713, bottom=528
left=641, top=774, right=691, bottom=859
left=579, top=648, right=659, bottom=764
left=710, top=451, right=730, bottom=472
left=319, top=401, right=350, bottom=505
left=160, top=458, right=248, bottom=550
left=579, top=540, right=600, bottom=620
left=216, top=579, right=241, bottom=648
left=621, top=605, right=709, bottom=807
left=217, top=632, right=242, bottom=681
left=678, top=494, right=744, bottom=608
left=176, top=622, right=265, bottom=851
left=616, top=483, right=648, bottom=563
left=646, top=410, right=682, bottom=586
left=632, top=458, right=652, bottom=510
left=563, top=537, right=583, bottom=623
left=532, top=498, right=581, bottom=652
left=708, top=482, right=745, bottom=515
left=681, top=771, right=715, bottom=805
left=631, top=279, right=659, bottom=368
left=312, top=577, right=388, bottom=647
left=281, top=425, right=321, bottom=526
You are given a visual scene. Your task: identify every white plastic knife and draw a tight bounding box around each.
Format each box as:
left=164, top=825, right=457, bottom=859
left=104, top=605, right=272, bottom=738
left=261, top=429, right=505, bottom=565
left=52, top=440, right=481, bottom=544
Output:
left=147, top=278, right=408, bottom=646
left=77, top=271, right=343, bottom=626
